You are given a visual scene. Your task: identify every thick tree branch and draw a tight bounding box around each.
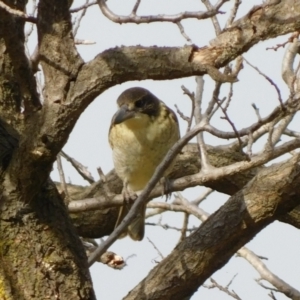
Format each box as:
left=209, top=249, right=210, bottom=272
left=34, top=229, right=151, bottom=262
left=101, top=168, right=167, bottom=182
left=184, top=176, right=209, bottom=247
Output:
left=66, top=142, right=300, bottom=238
left=124, top=155, right=300, bottom=300
left=69, top=1, right=300, bottom=128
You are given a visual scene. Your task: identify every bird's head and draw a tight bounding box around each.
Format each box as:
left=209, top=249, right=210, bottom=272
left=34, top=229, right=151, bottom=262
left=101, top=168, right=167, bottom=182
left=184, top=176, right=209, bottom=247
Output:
left=112, top=87, right=160, bottom=126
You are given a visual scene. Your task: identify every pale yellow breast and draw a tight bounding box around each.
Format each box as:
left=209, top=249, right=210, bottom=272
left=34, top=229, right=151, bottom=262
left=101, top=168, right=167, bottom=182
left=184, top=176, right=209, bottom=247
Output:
left=109, top=103, right=179, bottom=191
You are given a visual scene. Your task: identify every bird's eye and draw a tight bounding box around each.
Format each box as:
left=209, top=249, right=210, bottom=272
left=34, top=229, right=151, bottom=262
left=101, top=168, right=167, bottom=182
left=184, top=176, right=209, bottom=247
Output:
left=135, top=99, right=146, bottom=108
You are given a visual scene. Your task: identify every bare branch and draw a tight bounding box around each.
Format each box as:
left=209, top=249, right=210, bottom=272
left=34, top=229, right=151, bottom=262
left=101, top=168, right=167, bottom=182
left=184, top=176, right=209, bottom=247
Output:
left=73, top=0, right=90, bottom=36
left=269, top=114, right=294, bottom=147
left=179, top=212, right=189, bottom=242
left=284, top=128, right=300, bottom=138
left=176, top=22, right=192, bottom=43
left=239, top=248, right=300, bottom=299
left=225, top=0, right=241, bottom=28
left=0, top=0, right=36, bottom=23
left=205, top=277, right=242, bottom=300
left=244, top=58, right=284, bottom=109
left=282, top=37, right=300, bottom=95
left=174, top=104, right=190, bottom=123
left=201, top=0, right=222, bottom=35
left=97, top=0, right=227, bottom=24
left=252, top=103, right=262, bottom=122
left=70, top=0, right=97, bottom=13
left=147, top=237, right=164, bottom=260
left=131, top=0, right=141, bottom=15
left=60, top=151, right=95, bottom=184
left=181, top=85, right=195, bottom=133
left=215, top=99, right=243, bottom=151
left=56, top=154, right=70, bottom=204
left=146, top=221, right=195, bottom=233
left=266, top=32, right=299, bottom=51
left=191, top=188, right=213, bottom=206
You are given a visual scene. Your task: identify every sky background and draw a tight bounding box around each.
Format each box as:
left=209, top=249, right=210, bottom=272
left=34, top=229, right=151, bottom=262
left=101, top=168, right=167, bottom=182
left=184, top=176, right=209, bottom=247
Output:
left=25, top=0, right=300, bottom=299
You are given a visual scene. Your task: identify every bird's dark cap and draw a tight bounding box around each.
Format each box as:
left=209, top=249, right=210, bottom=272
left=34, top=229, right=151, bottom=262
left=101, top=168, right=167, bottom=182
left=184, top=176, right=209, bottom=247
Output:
left=117, top=87, right=155, bottom=106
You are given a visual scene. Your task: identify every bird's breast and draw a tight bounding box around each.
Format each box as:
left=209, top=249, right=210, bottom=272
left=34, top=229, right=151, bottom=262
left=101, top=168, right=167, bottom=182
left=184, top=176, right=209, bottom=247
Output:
left=109, top=114, right=178, bottom=191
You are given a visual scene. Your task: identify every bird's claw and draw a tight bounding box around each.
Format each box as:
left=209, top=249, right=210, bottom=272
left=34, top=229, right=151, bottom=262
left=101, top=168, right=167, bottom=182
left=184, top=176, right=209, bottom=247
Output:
left=122, top=186, right=137, bottom=205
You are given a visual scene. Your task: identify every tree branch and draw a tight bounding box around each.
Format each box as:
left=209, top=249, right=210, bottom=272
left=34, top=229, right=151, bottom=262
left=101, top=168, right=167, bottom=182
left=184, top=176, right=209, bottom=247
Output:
left=124, top=154, right=300, bottom=299
left=97, top=0, right=227, bottom=24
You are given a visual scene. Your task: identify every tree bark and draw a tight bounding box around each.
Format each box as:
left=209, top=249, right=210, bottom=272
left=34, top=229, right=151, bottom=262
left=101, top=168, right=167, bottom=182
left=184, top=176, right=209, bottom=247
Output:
left=0, top=1, right=95, bottom=298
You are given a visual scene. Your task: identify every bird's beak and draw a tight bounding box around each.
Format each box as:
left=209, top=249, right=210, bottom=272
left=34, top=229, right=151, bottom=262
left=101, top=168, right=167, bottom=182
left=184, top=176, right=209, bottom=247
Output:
left=113, top=105, right=135, bottom=125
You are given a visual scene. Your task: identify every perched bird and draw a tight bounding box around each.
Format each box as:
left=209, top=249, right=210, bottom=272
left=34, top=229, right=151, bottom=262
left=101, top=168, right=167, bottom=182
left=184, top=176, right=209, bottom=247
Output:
left=109, top=87, right=180, bottom=241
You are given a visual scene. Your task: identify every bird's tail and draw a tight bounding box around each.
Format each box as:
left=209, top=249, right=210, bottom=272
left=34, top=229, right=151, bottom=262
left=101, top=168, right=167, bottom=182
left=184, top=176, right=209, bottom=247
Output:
left=115, top=203, right=146, bottom=241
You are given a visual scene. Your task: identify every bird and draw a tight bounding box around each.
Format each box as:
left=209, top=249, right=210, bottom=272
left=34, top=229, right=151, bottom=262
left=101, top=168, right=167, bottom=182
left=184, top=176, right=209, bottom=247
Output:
left=109, top=87, right=180, bottom=241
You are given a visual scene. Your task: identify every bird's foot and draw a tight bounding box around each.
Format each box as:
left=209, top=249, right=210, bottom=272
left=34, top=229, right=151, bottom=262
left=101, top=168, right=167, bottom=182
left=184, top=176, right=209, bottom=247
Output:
left=122, top=185, right=137, bottom=204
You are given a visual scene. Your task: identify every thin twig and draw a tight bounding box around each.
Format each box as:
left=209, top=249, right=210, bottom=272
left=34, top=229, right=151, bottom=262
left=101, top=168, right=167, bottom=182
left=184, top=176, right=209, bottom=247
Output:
left=252, top=103, right=262, bottom=122
left=223, top=82, right=234, bottom=112
left=266, top=32, right=299, bottom=51
left=244, top=58, right=284, bottom=110
left=216, top=99, right=243, bottom=151
left=174, top=104, right=190, bottom=123
left=191, top=188, right=213, bottom=206
left=56, top=154, right=70, bottom=204
left=131, top=0, right=141, bottom=15
left=179, top=212, right=189, bottom=243
left=70, top=0, right=97, bottom=13
left=284, top=128, right=300, bottom=138
left=73, top=0, right=90, bottom=37
left=60, top=151, right=95, bottom=183
left=181, top=85, right=195, bottom=133
left=176, top=22, right=192, bottom=43
left=225, top=0, right=241, bottom=27
left=201, top=0, right=222, bottom=35
left=146, top=221, right=195, bottom=233
left=147, top=237, right=164, bottom=260
left=204, top=277, right=242, bottom=300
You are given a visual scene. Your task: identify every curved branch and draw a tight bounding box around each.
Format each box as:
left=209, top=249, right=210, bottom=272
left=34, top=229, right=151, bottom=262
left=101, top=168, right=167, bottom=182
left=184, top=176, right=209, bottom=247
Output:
left=71, top=1, right=300, bottom=118
left=282, top=37, right=300, bottom=92
left=97, top=0, right=227, bottom=24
